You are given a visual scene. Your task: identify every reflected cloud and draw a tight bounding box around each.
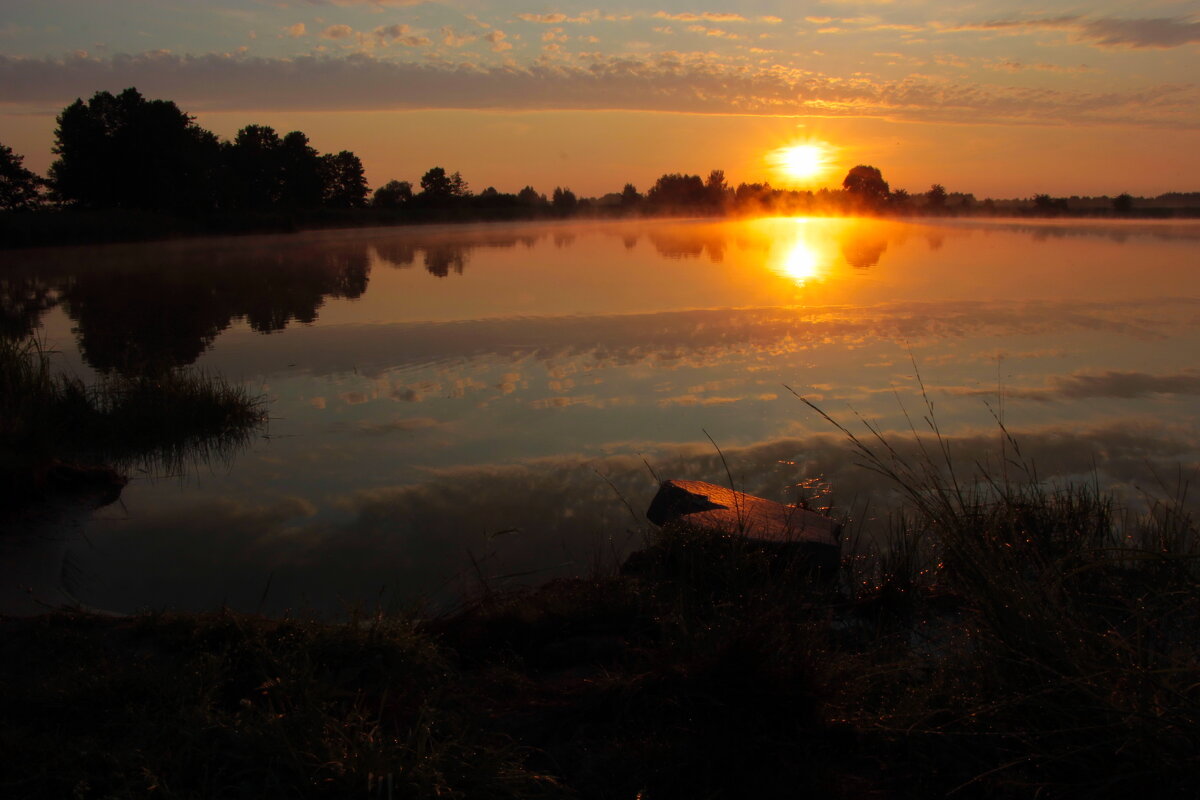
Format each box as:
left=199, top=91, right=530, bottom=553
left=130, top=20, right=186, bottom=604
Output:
left=955, top=369, right=1200, bottom=402
left=75, top=421, right=1200, bottom=615
left=207, top=298, right=1198, bottom=380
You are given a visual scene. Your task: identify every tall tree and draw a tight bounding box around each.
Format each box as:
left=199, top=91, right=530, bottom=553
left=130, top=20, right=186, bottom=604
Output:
left=278, top=131, right=324, bottom=209
left=0, top=143, right=43, bottom=211
left=705, top=169, right=728, bottom=207
left=842, top=165, right=890, bottom=206
left=619, top=183, right=641, bottom=208
left=227, top=124, right=284, bottom=210
left=551, top=186, right=578, bottom=215
left=50, top=87, right=220, bottom=212
left=419, top=167, right=455, bottom=202
left=925, top=183, right=947, bottom=210
left=320, top=151, right=368, bottom=208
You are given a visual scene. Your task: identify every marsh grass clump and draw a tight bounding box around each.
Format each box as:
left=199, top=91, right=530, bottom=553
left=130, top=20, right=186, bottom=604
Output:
left=801, top=390, right=1200, bottom=797
left=0, top=336, right=265, bottom=482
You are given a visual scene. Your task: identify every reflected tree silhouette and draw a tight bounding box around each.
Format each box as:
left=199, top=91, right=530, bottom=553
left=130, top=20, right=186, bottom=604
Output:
left=0, top=276, right=59, bottom=339
left=648, top=230, right=729, bottom=262
left=839, top=230, right=889, bottom=269
left=424, top=244, right=468, bottom=278
left=2, top=242, right=370, bottom=374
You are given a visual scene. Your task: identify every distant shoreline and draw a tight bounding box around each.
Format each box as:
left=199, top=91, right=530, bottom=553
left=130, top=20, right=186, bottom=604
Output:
left=3, top=204, right=1199, bottom=250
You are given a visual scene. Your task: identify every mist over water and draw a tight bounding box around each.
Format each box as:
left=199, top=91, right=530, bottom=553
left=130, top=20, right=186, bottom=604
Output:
left=5, top=216, right=1199, bottom=614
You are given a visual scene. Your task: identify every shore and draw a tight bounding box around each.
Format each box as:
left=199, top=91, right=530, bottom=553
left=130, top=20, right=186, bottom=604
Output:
left=4, top=481, right=1198, bottom=799
left=3, top=204, right=1199, bottom=250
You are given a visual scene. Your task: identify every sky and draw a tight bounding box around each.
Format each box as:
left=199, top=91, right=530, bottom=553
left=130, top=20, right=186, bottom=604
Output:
left=1, top=0, right=1198, bottom=198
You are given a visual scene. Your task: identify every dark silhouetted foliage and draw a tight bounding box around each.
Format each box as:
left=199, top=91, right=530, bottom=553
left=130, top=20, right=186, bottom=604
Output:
left=373, top=179, right=413, bottom=208
left=647, top=173, right=707, bottom=208
left=551, top=186, right=578, bottom=215
left=620, top=183, right=642, bottom=208
left=419, top=167, right=455, bottom=202
left=320, top=151, right=368, bottom=208
left=842, top=165, right=890, bottom=206
left=50, top=88, right=221, bottom=213
left=925, top=183, right=947, bottom=210
left=0, top=143, right=43, bottom=211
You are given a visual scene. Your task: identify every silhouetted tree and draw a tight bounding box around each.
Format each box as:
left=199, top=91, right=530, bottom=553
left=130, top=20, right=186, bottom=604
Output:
left=0, top=143, right=43, bottom=211
left=1113, top=193, right=1134, bottom=213
left=889, top=188, right=911, bottom=208
left=372, top=180, right=413, bottom=208
left=1032, top=193, right=1067, bottom=213
left=705, top=169, right=728, bottom=207
left=925, top=184, right=947, bottom=210
left=449, top=171, right=470, bottom=199
left=516, top=185, right=544, bottom=208
left=620, top=183, right=642, bottom=208
left=278, top=131, right=324, bottom=209
left=320, top=151, right=368, bottom=208
left=50, top=87, right=220, bottom=212
left=551, top=186, right=578, bottom=215
left=842, top=165, right=889, bottom=206
left=647, top=173, right=707, bottom=207
left=419, top=167, right=455, bottom=202
left=227, top=124, right=284, bottom=210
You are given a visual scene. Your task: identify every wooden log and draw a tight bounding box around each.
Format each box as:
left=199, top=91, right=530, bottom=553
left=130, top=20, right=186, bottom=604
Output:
left=644, top=479, right=841, bottom=576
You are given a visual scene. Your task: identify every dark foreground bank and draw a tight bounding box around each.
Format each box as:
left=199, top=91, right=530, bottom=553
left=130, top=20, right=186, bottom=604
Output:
left=3, top=471, right=1198, bottom=800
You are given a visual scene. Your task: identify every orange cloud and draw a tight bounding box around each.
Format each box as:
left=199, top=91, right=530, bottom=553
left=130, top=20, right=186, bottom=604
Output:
left=321, top=24, right=354, bottom=40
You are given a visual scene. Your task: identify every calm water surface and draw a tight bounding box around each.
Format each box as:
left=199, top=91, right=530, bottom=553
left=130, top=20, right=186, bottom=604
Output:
left=6, top=216, right=1200, bottom=613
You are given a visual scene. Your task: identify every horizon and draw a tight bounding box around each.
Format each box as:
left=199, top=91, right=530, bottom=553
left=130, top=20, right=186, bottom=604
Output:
left=1, top=1, right=1199, bottom=199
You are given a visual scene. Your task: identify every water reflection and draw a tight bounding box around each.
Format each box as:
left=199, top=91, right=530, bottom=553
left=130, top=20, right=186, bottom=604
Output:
left=5, top=217, right=1199, bottom=378
left=78, top=420, right=1200, bottom=615
left=5, top=216, right=1200, bottom=615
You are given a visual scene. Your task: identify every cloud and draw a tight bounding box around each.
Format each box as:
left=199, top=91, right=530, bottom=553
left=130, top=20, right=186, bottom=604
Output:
left=685, top=25, right=743, bottom=40
left=654, top=12, right=748, bottom=23
left=1, top=50, right=1196, bottom=128
left=1052, top=370, right=1200, bottom=399
left=321, top=24, right=355, bottom=40
left=357, top=416, right=444, bottom=433
left=951, top=369, right=1200, bottom=402
left=516, top=12, right=594, bottom=25
left=300, top=0, right=424, bottom=6
left=440, top=26, right=477, bottom=47
left=283, top=22, right=307, bottom=38
left=484, top=30, right=512, bottom=52
left=946, top=15, right=1200, bottom=49
left=373, top=23, right=431, bottom=47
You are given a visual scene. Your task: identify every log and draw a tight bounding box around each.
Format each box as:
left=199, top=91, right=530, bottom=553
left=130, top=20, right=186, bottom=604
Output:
left=644, top=479, right=841, bottom=575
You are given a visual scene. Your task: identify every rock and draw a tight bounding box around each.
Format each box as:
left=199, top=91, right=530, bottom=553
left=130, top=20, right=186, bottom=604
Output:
left=645, top=479, right=841, bottom=576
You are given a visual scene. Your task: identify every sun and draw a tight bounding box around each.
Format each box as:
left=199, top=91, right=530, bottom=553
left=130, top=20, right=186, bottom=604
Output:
left=769, top=143, right=830, bottom=184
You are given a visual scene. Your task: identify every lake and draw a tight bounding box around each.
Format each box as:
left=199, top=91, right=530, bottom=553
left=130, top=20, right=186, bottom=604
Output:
left=5, top=215, right=1200, bottom=614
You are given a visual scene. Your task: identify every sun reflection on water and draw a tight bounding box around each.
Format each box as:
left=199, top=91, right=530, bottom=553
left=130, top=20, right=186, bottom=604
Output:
left=778, top=239, right=821, bottom=286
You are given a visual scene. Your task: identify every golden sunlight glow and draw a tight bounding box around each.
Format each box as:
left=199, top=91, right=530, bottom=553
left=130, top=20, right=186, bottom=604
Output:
left=769, top=143, right=830, bottom=184
left=777, top=239, right=821, bottom=286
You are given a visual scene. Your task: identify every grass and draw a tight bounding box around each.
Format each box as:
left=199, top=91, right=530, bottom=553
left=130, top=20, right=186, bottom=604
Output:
left=0, top=336, right=265, bottom=485
left=2, top=369, right=1198, bottom=797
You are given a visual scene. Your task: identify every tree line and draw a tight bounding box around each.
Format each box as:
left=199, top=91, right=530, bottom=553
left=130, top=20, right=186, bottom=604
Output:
left=2, top=88, right=368, bottom=215
left=0, top=87, right=1189, bottom=225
